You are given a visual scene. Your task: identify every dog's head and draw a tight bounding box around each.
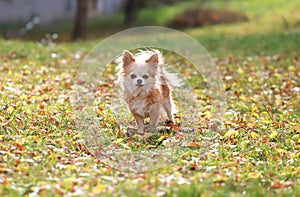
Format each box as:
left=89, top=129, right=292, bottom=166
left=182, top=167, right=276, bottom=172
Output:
left=121, top=50, right=160, bottom=91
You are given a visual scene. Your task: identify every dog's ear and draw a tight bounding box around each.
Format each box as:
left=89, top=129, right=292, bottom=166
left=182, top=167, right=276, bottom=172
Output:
left=123, top=50, right=135, bottom=69
left=145, top=53, right=159, bottom=68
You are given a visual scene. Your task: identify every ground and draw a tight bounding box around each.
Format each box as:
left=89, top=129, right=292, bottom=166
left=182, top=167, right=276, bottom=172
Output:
left=0, top=0, right=300, bottom=196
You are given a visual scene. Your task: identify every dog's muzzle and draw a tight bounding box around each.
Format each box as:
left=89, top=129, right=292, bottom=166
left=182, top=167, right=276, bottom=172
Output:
left=136, top=79, right=144, bottom=86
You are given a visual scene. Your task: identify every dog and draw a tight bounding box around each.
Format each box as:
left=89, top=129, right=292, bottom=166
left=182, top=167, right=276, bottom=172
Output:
left=117, top=49, right=182, bottom=133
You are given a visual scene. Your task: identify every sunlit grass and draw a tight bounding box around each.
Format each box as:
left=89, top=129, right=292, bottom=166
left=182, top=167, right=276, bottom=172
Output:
left=1, top=0, right=300, bottom=196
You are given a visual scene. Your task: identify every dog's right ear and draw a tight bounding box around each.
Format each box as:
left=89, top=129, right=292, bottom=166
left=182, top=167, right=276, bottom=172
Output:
left=122, top=50, right=135, bottom=69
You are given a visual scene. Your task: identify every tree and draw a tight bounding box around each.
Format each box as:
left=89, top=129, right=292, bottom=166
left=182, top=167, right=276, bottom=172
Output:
left=72, top=0, right=89, bottom=40
left=123, top=0, right=143, bottom=25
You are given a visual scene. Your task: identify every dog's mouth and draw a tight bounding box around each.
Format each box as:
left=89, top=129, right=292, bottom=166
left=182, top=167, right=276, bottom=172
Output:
left=136, top=84, right=144, bottom=87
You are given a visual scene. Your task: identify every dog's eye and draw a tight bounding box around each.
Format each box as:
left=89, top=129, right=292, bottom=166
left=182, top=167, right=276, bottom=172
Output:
left=130, top=74, right=137, bottom=79
left=142, top=74, right=149, bottom=79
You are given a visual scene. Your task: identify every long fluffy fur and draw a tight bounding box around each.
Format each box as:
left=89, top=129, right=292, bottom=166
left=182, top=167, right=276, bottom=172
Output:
left=117, top=50, right=182, bottom=88
left=116, top=49, right=182, bottom=133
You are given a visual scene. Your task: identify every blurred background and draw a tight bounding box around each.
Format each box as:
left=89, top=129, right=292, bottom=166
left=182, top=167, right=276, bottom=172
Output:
left=0, top=0, right=299, bottom=43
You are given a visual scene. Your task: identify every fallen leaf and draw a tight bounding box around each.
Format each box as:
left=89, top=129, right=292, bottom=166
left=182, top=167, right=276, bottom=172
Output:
left=187, top=142, right=200, bottom=147
left=213, top=176, right=228, bottom=183
left=271, top=182, right=282, bottom=189
left=250, top=132, right=259, bottom=139
left=157, top=136, right=166, bottom=143
left=93, top=184, right=106, bottom=194
left=225, top=129, right=239, bottom=138
left=190, top=163, right=197, bottom=170
left=270, top=131, right=277, bottom=139
left=7, top=106, right=14, bottom=114
left=247, top=172, right=261, bottom=179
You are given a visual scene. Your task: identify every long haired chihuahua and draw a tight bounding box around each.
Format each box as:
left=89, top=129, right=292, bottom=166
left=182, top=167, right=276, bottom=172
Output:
left=117, top=49, right=181, bottom=133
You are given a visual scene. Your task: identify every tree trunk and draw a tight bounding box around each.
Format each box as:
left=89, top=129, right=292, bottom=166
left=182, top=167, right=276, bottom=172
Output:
left=124, top=0, right=141, bottom=25
left=72, top=0, right=89, bottom=40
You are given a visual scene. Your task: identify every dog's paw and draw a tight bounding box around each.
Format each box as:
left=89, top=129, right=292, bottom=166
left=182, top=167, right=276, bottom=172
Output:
left=144, top=125, right=157, bottom=133
left=164, top=120, right=175, bottom=126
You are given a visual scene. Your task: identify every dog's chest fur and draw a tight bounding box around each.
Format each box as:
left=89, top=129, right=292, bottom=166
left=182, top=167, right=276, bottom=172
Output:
left=125, top=86, right=163, bottom=118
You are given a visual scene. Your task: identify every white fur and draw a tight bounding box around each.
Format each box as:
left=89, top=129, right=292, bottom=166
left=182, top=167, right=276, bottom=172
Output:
left=116, top=49, right=182, bottom=132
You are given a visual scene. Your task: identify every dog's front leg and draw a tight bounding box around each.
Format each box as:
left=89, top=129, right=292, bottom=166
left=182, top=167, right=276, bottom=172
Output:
left=145, top=103, right=162, bottom=132
left=132, top=113, right=144, bottom=133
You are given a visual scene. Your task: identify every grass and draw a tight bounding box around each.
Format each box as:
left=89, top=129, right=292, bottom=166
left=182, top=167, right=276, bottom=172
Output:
left=1, top=0, right=300, bottom=196
left=5, top=0, right=299, bottom=57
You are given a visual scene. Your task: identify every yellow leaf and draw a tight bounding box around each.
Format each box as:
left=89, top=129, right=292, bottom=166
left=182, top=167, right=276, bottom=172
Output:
left=20, top=94, right=28, bottom=100
left=292, top=152, right=300, bottom=159
left=199, top=111, right=212, bottom=119
left=250, top=132, right=259, bottom=139
left=2, top=155, right=8, bottom=162
left=251, top=106, right=258, bottom=112
left=7, top=106, right=14, bottom=114
left=292, top=134, right=299, bottom=141
left=66, top=165, right=77, bottom=171
left=276, top=148, right=287, bottom=154
left=15, top=138, right=26, bottom=144
left=248, top=171, right=261, bottom=179
left=33, top=156, right=42, bottom=161
left=28, top=61, right=36, bottom=66
left=174, top=171, right=182, bottom=177
left=250, top=97, right=258, bottom=102
left=157, top=136, right=166, bottom=143
left=213, top=176, right=228, bottom=183
left=237, top=67, right=244, bottom=74
left=240, top=95, right=246, bottom=101
left=252, top=112, right=259, bottom=118
left=270, top=131, right=277, bottom=139
left=17, top=163, right=29, bottom=172
left=63, top=177, right=75, bottom=185
left=200, top=192, right=210, bottom=197
left=288, top=65, right=295, bottom=71
left=106, top=66, right=112, bottom=73
left=262, top=117, right=272, bottom=124
left=115, top=138, right=123, bottom=144
left=225, top=129, right=239, bottom=138
left=93, top=184, right=106, bottom=194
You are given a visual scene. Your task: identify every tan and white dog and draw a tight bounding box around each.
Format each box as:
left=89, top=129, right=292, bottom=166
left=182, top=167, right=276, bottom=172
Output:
left=117, top=50, right=181, bottom=133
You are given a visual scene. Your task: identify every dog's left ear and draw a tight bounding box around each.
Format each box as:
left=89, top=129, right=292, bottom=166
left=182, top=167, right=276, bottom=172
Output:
left=146, top=53, right=159, bottom=68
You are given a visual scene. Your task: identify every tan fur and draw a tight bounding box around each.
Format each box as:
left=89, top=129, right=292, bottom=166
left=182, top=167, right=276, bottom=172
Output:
left=117, top=50, right=181, bottom=133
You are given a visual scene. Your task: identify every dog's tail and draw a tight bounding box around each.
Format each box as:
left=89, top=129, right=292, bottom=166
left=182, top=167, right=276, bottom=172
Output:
left=161, top=67, right=183, bottom=88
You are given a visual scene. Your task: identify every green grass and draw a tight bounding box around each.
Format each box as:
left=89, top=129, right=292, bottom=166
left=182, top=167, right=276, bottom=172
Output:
left=1, top=0, right=300, bottom=196
left=3, top=0, right=299, bottom=57
left=196, top=31, right=300, bottom=57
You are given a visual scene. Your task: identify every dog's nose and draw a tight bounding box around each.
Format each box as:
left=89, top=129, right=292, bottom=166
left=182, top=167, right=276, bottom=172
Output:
left=137, top=79, right=142, bottom=84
